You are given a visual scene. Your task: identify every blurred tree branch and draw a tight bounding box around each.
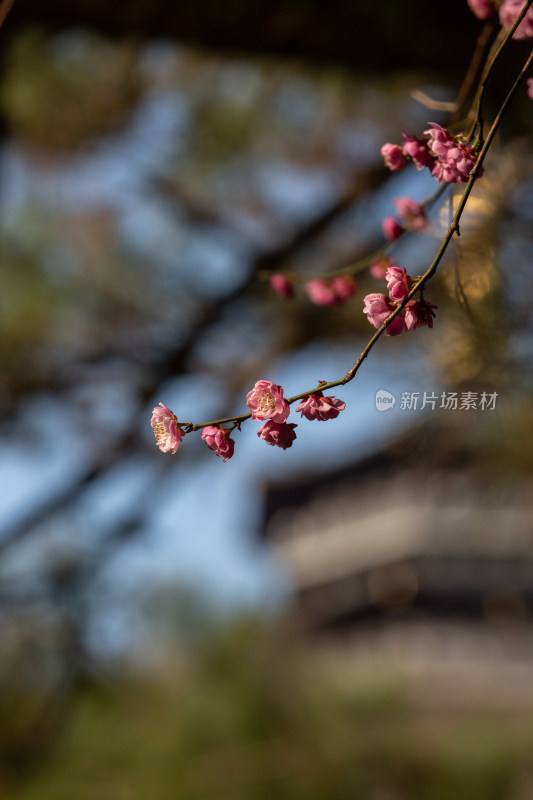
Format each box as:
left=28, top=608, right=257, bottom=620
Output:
left=0, top=163, right=385, bottom=554
left=0, top=0, right=15, bottom=30
left=3, top=0, right=484, bottom=74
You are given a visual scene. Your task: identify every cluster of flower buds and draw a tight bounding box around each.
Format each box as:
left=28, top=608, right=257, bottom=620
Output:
left=426, top=123, right=482, bottom=183
left=151, top=380, right=345, bottom=461
left=382, top=196, right=428, bottom=241
left=468, top=0, right=533, bottom=39
left=269, top=273, right=357, bottom=307
left=382, top=123, right=482, bottom=185
left=305, top=276, right=357, bottom=307
left=246, top=379, right=345, bottom=450
left=363, top=264, right=437, bottom=336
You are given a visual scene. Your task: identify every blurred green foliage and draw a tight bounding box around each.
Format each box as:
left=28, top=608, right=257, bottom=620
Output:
left=1, top=618, right=532, bottom=800
left=0, top=30, right=141, bottom=152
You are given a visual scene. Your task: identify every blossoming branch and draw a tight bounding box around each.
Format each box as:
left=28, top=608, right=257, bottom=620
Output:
left=151, top=0, right=533, bottom=463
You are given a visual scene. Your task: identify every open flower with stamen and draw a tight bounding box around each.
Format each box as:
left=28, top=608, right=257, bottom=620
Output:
left=296, top=393, right=346, bottom=421
left=201, top=426, right=235, bottom=462
left=151, top=402, right=182, bottom=454
left=246, top=380, right=290, bottom=422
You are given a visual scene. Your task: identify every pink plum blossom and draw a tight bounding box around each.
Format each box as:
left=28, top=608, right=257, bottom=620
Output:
left=331, top=275, right=357, bottom=302
left=382, top=216, right=404, bottom=241
left=393, top=197, right=428, bottom=232
left=305, top=279, right=337, bottom=306
left=424, top=123, right=481, bottom=183
left=369, top=256, right=397, bottom=280
left=363, top=293, right=390, bottom=328
left=499, top=0, right=533, bottom=38
left=383, top=313, right=406, bottom=336
left=401, top=131, right=435, bottom=171
left=362, top=293, right=405, bottom=336
left=405, top=299, right=438, bottom=330
left=385, top=265, right=412, bottom=302
left=246, top=380, right=290, bottom=422
left=270, top=273, right=294, bottom=299
left=296, top=393, right=346, bottom=421
left=381, top=143, right=406, bottom=171
left=528, top=78, right=533, bottom=100
left=151, top=402, right=182, bottom=454
left=201, top=426, right=235, bottom=462
left=257, top=420, right=297, bottom=449
left=467, top=0, right=494, bottom=19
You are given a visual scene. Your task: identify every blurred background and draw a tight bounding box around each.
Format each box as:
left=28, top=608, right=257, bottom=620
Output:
left=1, top=0, right=533, bottom=797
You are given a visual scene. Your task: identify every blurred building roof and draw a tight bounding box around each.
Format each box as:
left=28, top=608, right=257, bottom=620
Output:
left=263, top=432, right=533, bottom=631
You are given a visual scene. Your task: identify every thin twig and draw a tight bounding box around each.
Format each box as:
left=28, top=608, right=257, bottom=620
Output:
left=452, top=21, right=497, bottom=125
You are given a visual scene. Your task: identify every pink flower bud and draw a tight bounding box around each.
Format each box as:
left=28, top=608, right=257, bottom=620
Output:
left=296, top=393, right=346, bottom=421
left=381, top=143, right=406, bottom=171
left=401, top=131, right=435, bottom=171
left=246, top=380, right=290, bottom=423
left=363, top=293, right=391, bottom=329
left=201, top=426, right=235, bottom=462
left=151, top=403, right=182, bottom=454
left=269, top=273, right=294, bottom=299
left=362, top=293, right=406, bottom=336
left=305, top=279, right=337, bottom=306
left=467, top=0, right=494, bottom=19
left=385, top=265, right=412, bottom=303
left=382, top=216, right=404, bottom=241
left=528, top=78, right=533, bottom=100
left=257, top=420, right=297, bottom=449
left=499, top=0, right=533, bottom=39
left=369, top=256, right=397, bottom=280
left=306, top=277, right=357, bottom=307
left=331, top=275, right=357, bottom=302
left=385, top=315, right=407, bottom=336
left=393, top=197, right=427, bottom=232
left=405, top=299, right=438, bottom=330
